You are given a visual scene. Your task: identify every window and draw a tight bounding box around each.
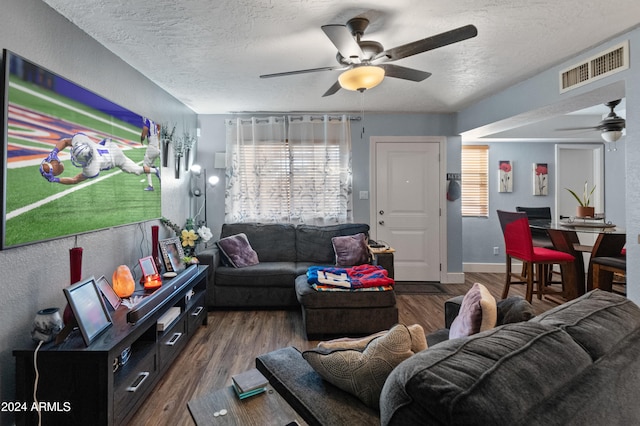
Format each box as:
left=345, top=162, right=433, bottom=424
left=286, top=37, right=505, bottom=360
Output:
left=225, top=116, right=352, bottom=224
left=461, top=145, right=489, bottom=217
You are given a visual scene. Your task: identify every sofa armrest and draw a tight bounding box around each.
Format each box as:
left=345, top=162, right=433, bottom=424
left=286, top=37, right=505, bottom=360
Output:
left=444, top=295, right=465, bottom=329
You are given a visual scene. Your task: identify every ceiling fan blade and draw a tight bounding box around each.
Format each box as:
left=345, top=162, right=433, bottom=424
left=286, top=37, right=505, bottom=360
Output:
left=260, top=66, right=343, bottom=79
left=321, top=24, right=364, bottom=62
left=379, top=64, right=432, bottom=82
left=556, top=126, right=599, bottom=131
left=322, top=80, right=342, bottom=97
left=378, top=24, right=478, bottom=61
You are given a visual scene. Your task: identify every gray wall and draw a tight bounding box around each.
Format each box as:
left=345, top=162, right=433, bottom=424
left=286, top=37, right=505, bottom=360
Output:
left=0, top=0, right=196, bottom=418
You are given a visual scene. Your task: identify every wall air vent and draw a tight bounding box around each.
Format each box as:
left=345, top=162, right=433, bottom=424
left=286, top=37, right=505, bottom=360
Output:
left=559, top=40, right=629, bottom=93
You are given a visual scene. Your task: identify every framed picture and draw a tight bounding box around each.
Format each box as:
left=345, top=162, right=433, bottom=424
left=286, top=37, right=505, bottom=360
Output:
left=139, top=255, right=158, bottom=278
left=0, top=49, right=161, bottom=249
left=499, top=160, right=513, bottom=193
left=159, top=237, right=185, bottom=273
left=95, top=275, right=121, bottom=310
left=63, top=276, right=113, bottom=347
left=533, top=163, right=548, bottom=196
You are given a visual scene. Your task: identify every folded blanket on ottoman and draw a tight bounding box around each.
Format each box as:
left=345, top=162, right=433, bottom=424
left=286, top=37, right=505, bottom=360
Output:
left=307, top=265, right=394, bottom=291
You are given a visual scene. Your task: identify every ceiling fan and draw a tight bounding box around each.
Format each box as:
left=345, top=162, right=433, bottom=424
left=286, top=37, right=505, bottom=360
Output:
left=558, top=99, right=626, bottom=142
left=259, top=17, right=478, bottom=97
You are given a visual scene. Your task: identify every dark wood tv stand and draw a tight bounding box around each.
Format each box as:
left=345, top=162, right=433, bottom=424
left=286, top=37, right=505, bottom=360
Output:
left=13, top=264, right=208, bottom=426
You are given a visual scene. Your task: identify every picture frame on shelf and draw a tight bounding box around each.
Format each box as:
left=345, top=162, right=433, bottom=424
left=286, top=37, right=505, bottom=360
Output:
left=139, top=255, right=159, bottom=278
left=63, top=276, right=113, bottom=347
left=159, top=237, right=185, bottom=273
left=95, top=275, right=121, bottom=310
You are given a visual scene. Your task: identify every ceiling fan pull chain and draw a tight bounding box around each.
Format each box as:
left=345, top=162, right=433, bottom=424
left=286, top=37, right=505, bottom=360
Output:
left=360, top=91, right=365, bottom=139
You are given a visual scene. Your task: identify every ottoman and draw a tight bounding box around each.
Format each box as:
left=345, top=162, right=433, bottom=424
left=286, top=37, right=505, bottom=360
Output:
left=295, top=274, right=398, bottom=339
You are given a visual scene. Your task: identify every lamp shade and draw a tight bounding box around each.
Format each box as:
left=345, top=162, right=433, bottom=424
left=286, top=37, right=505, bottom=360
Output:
left=338, top=66, right=385, bottom=92
left=601, top=130, right=622, bottom=143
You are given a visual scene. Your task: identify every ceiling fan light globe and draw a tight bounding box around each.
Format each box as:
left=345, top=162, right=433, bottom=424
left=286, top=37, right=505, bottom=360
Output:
left=601, top=129, right=622, bottom=143
left=338, top=66, right=385, bottom=92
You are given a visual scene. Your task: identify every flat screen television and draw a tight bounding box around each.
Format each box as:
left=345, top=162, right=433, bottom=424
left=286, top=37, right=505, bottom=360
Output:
left=63, top=276, right=113, bottom=346
left=0, top=49, right=161, bottom=249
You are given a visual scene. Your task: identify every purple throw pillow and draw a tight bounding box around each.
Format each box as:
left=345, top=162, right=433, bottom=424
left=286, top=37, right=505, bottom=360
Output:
left=216, top=233, right=259, bottom=268
left=332, top=233, right=370, bottom=267
left=449, top=282, right=497, bottom=339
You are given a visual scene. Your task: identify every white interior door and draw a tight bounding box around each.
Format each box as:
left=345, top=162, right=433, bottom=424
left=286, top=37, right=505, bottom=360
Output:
left=374, top=141, right=441, bottom=281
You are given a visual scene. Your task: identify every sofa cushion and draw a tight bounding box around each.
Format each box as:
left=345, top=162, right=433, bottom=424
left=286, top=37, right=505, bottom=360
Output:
left=302, top=324, right=417, bottom=409
left=216, top=233, right=259, bottom=268
left=296, top=223, right=370, bottom=264
left=332, top=233, right=370, bottom=266
left=532, top=289, right=640, bottom=360
left=497, top=295, right=536, bottom=324
left=449, top=283, right=497, bottom=339
left=221, top=223, right=297, bottom=262
left=215, top=262, right=298, bottom=288
left=381, top=322, right=593, bottom=425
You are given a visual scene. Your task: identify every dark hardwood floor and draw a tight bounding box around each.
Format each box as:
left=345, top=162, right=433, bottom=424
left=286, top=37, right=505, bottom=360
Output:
left=129, top=272, right=561, bottom=425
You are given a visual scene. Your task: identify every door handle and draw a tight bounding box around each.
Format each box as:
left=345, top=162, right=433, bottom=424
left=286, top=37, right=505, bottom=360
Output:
left=379, top=210, right=385, bottom=215
left=379, top=220, right=384, bottom=225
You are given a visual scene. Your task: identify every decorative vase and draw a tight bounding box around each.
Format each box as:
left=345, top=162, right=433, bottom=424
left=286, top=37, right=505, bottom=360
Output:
left=31, top=308, right=64, bottom=343
left=576, top=206, right=595, bottom=218
left=64, top=247, right=83, bottom=325
left=151, top=225, right=162, bottom=272
left=162, top=139, right=170, bottom=167
left=184, top=148, right=190, bottom=171
left=175, top=156, right=182, bottom=179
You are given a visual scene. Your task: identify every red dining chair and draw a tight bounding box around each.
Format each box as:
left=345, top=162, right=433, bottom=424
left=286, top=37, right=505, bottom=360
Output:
left=497, top=210, right=576, bottom=303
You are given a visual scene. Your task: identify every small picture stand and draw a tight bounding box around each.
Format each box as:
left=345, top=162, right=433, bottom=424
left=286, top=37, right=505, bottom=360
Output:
left=139, top=256, right=161, bottom=289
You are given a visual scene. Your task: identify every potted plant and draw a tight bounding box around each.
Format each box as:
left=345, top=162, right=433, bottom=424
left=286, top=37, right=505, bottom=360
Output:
left=566, top=181, right=596, bottom=217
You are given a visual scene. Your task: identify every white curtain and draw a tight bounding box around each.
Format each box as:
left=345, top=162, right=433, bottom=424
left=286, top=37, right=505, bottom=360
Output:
left=225, top=115, right=352, bottom=224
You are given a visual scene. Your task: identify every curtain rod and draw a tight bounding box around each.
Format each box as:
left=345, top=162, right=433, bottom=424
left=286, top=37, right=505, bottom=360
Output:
left=226, top=115, right=361, bottom=125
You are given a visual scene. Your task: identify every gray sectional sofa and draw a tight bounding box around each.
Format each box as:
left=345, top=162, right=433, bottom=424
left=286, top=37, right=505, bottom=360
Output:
left=198, top=222, right=393, bottom=309
left=256, top=290, right=640, bottom=425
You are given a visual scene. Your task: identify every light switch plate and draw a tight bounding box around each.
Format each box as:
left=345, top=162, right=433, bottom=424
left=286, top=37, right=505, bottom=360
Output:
left=359, top=191, right=369, bottom=200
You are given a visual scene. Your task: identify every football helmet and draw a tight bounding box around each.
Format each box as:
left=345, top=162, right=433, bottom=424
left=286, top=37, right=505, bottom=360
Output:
left=71, top=141, right=93, bottom=167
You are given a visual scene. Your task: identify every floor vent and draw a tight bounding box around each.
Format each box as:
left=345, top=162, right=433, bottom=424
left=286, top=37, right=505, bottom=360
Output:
left=560, top=41, right=629, bottom=93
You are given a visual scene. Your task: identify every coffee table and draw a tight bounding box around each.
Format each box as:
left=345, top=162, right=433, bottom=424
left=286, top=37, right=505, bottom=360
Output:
left=188, top=384, right=308, bottom=426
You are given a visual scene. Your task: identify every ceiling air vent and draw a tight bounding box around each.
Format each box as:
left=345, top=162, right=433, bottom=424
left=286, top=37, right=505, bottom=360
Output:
left=559, top=40, right=629, bottom=93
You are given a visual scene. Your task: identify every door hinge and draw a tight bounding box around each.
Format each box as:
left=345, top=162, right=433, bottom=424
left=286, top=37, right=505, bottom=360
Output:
left=439, top=263, right=442, bottom=271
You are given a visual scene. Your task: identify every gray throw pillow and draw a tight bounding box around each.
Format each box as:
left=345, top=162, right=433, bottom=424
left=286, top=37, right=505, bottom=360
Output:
left=332, top=233, right=370, bottom=266
left=216, top=233, right=259, bottom=268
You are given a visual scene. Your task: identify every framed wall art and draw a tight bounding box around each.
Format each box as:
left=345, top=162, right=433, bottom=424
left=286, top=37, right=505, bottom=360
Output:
left=533, top=163, right=548, bottom=196
left=159, top=237, right=185, bottom=273
left=498, top=160, right=513, bottom=193
left=0, top=49, right=161, bottom=249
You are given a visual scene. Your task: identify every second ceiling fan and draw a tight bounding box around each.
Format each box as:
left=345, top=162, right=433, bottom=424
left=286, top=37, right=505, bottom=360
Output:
left=260, top=17, right=478, bottom=97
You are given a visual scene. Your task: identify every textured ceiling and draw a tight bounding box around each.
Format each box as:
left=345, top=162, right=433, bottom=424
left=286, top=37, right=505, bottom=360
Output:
left=42, top=0, right=638, bottom=127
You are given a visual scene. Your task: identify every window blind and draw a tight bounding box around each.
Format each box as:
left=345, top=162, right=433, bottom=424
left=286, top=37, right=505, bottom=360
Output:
left=461, top=145, right=489, bottom=217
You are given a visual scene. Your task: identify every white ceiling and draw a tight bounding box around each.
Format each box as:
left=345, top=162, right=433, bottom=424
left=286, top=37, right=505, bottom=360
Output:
left=42, top=0, right=638, bottom=139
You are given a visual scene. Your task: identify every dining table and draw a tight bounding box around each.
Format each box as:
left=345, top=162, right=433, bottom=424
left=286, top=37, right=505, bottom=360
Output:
left=529, top=218, right=626, bottom=300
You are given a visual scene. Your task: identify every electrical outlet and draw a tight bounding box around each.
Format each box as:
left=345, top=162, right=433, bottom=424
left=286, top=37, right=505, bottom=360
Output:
left=493, top=247, right=500, bottom=255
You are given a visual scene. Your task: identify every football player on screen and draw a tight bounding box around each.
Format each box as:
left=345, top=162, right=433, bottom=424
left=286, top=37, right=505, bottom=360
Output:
left=140, top=117, right=161, bottom=191
left=39, top=132, right=161, bottom=185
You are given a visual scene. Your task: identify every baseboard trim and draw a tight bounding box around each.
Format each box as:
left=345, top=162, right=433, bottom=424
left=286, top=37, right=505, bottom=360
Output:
left=441, top=272, right=465, bottom=284
left=463, top=262, right=523, bottom=273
